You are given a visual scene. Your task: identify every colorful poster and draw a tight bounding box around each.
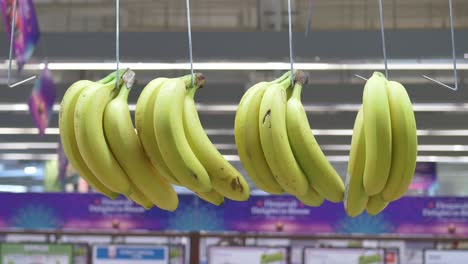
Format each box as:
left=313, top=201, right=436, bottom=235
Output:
left=303, top=248, right=385, bottom=264
left=409, top=162, right=437, bottom=194
left=1, top=0, right=40, bottom=69
left=424, top=249, right=468, bottom=264
left=0, top=243, right=73, bottom=264
left=92, top=245, right=168, bottom=264
left=0, top=193, right=467, bottom=236
left=28, top=65, right=57, bottom=135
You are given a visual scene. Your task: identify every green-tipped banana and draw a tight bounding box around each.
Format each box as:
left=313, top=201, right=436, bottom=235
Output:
left=344, top=107, right=368, bottom=217
left=381, top=81, right=418, bottom=201
left=195, top=190, right=225, bottom=206
left=366, top=195, right=389, bottom=216
left=135, top=78, right=181, bottom=185
left=74, top=72, right=133, bottom=196
left=362, top=72, right=392, bottom=196
left=258, top=72, right=309, bottom=196
left=103, top=75, right=179, bottom=211
left=296, top=186, right=325, bottom=207
left=154, top=76, right=211, bottom=193
left=234, top=73, right=291, bottom=194
left=184, top=75, right=250, bottom=201
left=59, top=77, right=119, bottom=199
left=286, top=80, right=344, bottom=202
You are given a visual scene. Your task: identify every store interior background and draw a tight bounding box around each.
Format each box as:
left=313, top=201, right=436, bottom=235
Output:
left=0, top=0, right=468, bottom=263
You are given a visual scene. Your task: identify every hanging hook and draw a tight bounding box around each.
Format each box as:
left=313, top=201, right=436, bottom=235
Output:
left=7, top=0, right=36, bottom=88
left=115, top=0, right=120, bottom=87
left=186, top=0, right=195, bottom=86
left=288, top=0, right=294, bottom=85
left=422, top=0, right=458, bottom=91
left=354, top=0, right=388, bottom=81
left=305, top=0, right=312, bottom=37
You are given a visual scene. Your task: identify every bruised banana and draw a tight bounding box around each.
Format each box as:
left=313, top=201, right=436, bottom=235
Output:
left=183, top=74, right=250, bottom=201
left=234, top=72, right=291, bottom=194
left=258, top=71, right=309, bottom=196
left=103, top=72, right=179, bottom=211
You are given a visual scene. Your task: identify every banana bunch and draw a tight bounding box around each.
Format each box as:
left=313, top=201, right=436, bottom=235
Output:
left=235, top=70, right=345, bottom=206
left=345, top=72, right=417, bottom=217
left=60, top=70, right=250, bottom=210
left=60, top=70, right=178, bottom=211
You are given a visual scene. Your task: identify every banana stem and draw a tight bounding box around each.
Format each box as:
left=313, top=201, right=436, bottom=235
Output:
left=272, top=71, right=292, bottom=83
left=122, top=69, right=136, bottom=89
left=181, top=73, right=206, bottom=89
left=293, top=70, right=308, bottom=86
left=98, top=69, right=127, bottom=84
left=291, top=82, right=303, bottom=100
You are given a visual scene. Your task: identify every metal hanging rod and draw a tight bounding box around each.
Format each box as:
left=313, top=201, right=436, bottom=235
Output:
left=7, top=0, right=36, bottom=88
left=422, top=0, right=458, bottom=91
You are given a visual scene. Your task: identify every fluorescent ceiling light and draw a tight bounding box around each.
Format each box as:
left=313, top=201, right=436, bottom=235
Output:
left=23, top=166, right=37, bottom=175
left=0, top=185, right=27, bottom=193
left=2, top=60, right=468, bottom=71
left=1, top=103, right=467, bottom=114
left=0, top=143, right=58, bottom=149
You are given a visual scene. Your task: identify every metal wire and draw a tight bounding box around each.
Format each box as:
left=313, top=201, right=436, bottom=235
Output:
left=115, top=0, right=120, bottom=87
left=422, top=0, right=458, bottom=91
left=186, top=0, right=194, bottom=86
left=378, top=0, right=388, bottom=78
left=7, top=0, right=36, bottom=88
left=288, top=0, right=294, bottom=85
left=305, top=0, right=312, bottom=37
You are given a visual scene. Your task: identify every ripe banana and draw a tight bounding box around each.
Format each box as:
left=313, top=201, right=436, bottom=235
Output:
left=235, top=79, right=289, bottom=194
left=344, top=107, right=368, bottom=217
left=258, top=72, right=309, bottom=196
left=74, top=71, right=133, bottom=196
left=103, top=76, right=179, bottom=211
left=362, top=72, right=392, bottom=196
left=129, top=189, right=154, bottom=210
left=366, top=195, right=389, bottom=216
left=286, top=78, right=344, bottom=202
left=296, top=186, right=325, bottom=207
left=135, top=78, right=181, bottom=185
left=154, top=76, right=211, bottom=193
left=184, top=75, right=250, bottom=201
left=195, top=190, right=225, bottom=206
left=59, top=76, right=118, bottom=199
left=381, top=81, right=418, bottom=201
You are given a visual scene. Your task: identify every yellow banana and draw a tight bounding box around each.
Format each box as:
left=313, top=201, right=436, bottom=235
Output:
left=344, top=107, right=368, bottom=217
left=286, top=79, right=344, bottom=202
left=296, top=186, right=325, bottom=207
left=154, top=76, right=211, bottom=193
left=59, top=77, right=118, bottom=199
left=258, top=72, right=309, bottom=196
left=129, top=189, right=154, bottom=210
left=381, top=81, right=418, bottom=201
left=184, top=75, right=250, bottom=201
left=103, top=79, right=179, bottom=211
left=195, top=190, right=225, bottom=206
left=135, top=78, right=181, bottom=185
left=235, top=84, right=284, bottom=194
left=74, top=71, right=133, bottom=196
left=366, top=195, right=389, bottom=216
left=362, top=72, right=392, bottom=196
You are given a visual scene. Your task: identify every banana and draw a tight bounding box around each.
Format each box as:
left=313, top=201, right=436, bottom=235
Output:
left=59, top=76, right=119, bottom=199
left=74, top=70, right=133, bottom=196
left=235, top=87, right=283, bottom=194
left=366, top=195, right=389, bottom=216
left=195, top=190, right=225, bottom=206
left=135, top=78, right=181, bottom=185
left=183, top=75, right=250, bottom=201
left=286, top=78, right=344, bottom=202
left=103, top=75, right=179, bottom=211
left=362, top=72, right=392, bottom=196
left=129, top=189, right=154, bottom=210
left=344, top=107, right=368, bottom=217
left=154, top=75, right=211, bottom=193
left=296, top=186, right=325, bottom=207
left=258, top=72, right=309, bottom=196
left=381, top=81, right=418, bottom=201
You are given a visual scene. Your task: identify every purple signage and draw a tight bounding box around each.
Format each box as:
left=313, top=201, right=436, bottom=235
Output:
left=28, top=65, right=56, bottom=135
left=1, top=0, right=40, bottom=69
left=0, top=193, right=466, bottom=236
